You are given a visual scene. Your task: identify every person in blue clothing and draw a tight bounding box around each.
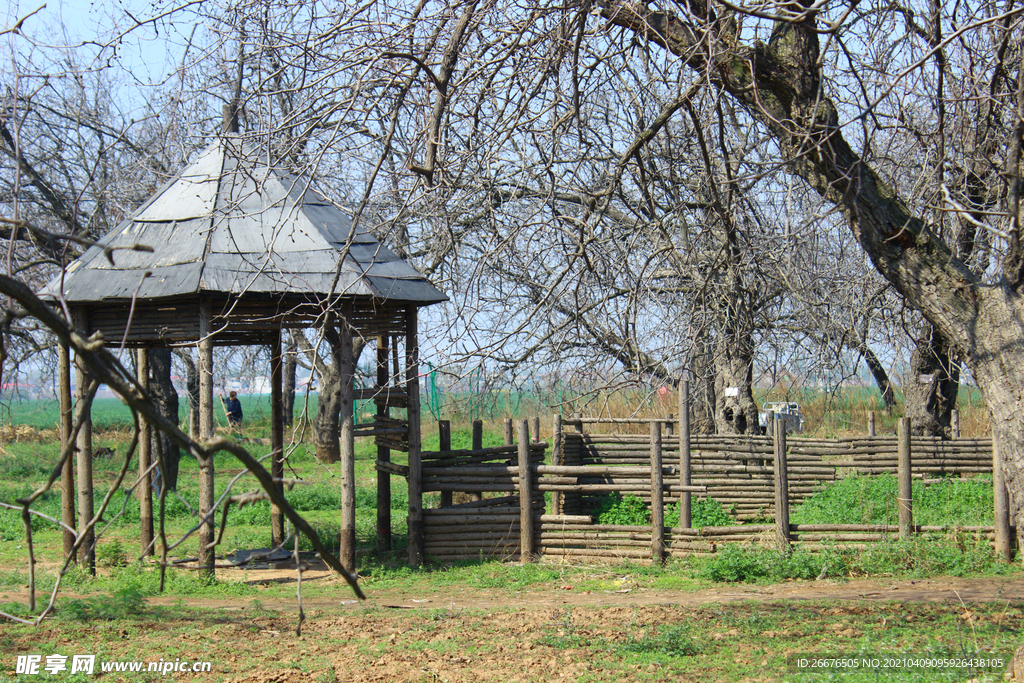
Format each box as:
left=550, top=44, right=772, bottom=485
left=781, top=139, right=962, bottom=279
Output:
left=222, top=391, right=243, bottom=434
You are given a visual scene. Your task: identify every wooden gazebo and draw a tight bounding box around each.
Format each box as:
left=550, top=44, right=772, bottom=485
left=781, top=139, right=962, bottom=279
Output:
left=41, top=135, right=446, bottom=574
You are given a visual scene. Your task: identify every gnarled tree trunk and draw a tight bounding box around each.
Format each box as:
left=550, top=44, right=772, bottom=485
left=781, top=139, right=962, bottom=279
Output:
left=149, top=348, right=180, bottom=491
left=904, top=325, right=961, bottom=438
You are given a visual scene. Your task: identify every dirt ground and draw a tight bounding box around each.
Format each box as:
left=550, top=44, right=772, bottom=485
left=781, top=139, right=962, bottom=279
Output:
left=6, top=564, right=1024, bottom=682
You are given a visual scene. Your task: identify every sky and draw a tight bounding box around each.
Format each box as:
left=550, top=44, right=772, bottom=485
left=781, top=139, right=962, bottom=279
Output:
left=4, top=0, right=199, bottom=87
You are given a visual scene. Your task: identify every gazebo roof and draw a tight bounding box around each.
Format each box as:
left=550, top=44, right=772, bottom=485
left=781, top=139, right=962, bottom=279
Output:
left=40, top=136, right=445, bottom=346
left=42, top=136, right=447, bottom=305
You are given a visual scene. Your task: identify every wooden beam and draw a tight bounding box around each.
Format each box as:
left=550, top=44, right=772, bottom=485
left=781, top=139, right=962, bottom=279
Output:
left=339, top=303, right=356, bottom=573
left=897, top=417, right=913, bottom=541
left=198, top=298, right=215, bottom=578
left=679, top=380, right=691, bottom=529
left=270, top=329, right=285, bottom=547
left=773, top=414, right=791, bottom=553
left=518, top=420, right=534, bottom=563
left=650, top=421, right=665, bottom=564
left=406, top=307, right=424, bottom=566
left=58, top=340, right=76, bottom=562
left=137, top=348, right=154, bottom=557
left=376, top=335, right=392, bottom=552
left=72, top=307, right=94, bottom=574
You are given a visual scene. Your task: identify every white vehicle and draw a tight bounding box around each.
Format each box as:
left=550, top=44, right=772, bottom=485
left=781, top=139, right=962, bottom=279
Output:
left=758, top=401, right=805, bottom=434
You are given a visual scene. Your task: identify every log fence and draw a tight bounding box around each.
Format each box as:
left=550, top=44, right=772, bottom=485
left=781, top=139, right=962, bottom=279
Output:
left=383, top=400, right=1015, bottom=564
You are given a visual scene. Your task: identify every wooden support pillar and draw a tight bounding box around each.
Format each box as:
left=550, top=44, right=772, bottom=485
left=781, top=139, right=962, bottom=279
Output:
left=137, top=348, right=154, bottom=557
left=376, top=335, right=392, bottom=552
left=679, top=380, right=691, bottom=529
left=270, top=329, right=285, bottom=547
left=530, top=415, right=540, bottom=443
left=439, top=420, right=452, bottom=508
left=517, top=420, right=534, bottom=563
left=406, top=307, right=424, bottom=566
left=897, top=417, right=913, bottom=540
left=58, top=340, right=76, bottom=562
left=469, top=420, right=483, bottom=502
left=951, top=409, right=960, bottom=439
left=551, top=414, right=563, bottom=515
left=339, top=305, right=356, bottom=573
left=664, top=414, right=674, bottom=436
left=71, top=308, right=95, bottom=574
left=650, top=421, right=665, bottom=563
left=773, top=414, right=791, bottom=552
left=197, top=299, right=216, bottom=578
left=503, top=418, right=514, bottom=446
left=993, top=430, right=1012, bottom=562
left=868, top=411, right=876, bottom=437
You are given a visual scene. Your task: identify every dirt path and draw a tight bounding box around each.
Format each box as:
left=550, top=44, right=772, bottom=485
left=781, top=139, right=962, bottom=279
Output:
left=137, top=565, right=1024, bottom=613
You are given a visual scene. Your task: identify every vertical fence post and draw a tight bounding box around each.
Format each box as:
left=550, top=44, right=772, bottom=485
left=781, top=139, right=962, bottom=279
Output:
left=773, top=414, right=791, bottom=552
left=664, top=414, right=674, bottom=436
left=531, top=415, right=541, bottom=443
left=517, top=420, right=534, bottom=563
left=469, top=420, right=484, bottom=502
left=503, top=418, right=514, bottom=446
left=897, top=417, right=914, bottom=540
left=951, top=409, right=960, bottom=439
left=679, top=380, right=691, bottom=529
left=552, top=414, right=563, bottom=515
left=439, top=420, right=452, bottom=508
left=868, top=411, right=876, bottom=437
left=650, top=421, right=665, bottom=563
left=993, top=430, right=1012, bottom=562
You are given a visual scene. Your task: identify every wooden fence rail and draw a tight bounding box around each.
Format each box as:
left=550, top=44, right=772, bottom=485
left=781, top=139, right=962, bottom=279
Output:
left=401, top=407, right=1014, bottom=565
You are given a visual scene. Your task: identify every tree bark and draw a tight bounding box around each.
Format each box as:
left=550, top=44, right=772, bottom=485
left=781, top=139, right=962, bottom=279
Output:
left=861, top=344, right=896, bottom=413
left=149, top=348, right=181, bottom=492
left=713, top=332, right=758, bottom=435
left=597, top=0, right=1024, bottom=536
left=904, top=324, right=960, bottom=438
left=174, top=349, right=200, bottom=440
left=308, top=320, right=366, bottom=465
left=282, top=331, right=297, bottom=428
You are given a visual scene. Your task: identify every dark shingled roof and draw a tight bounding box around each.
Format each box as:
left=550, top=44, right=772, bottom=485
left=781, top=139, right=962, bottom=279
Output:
left=41, top=136, right=447, bottom=306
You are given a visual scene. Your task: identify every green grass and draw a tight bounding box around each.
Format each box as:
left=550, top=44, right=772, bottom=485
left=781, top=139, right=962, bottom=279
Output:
left=791, top=475, right=994, bottom=527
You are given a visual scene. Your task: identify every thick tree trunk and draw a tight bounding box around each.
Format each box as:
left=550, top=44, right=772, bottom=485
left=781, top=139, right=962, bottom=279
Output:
left=174, top=349, right=200, bottom=439
left=713, top=331, right=758, bottom=435
left=282, top=331, right=297, bottom=428
left=689, top=338, right=716, bottom=435
left=598, top=0, right=1024, bottom=541
left=312, top=327, right=365, bottom=465
left=903, top=325, right=960, bottom=438
left=149, top=348, right=180, bottom=491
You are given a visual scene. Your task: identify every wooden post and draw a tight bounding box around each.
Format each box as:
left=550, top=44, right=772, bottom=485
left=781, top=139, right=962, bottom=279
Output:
left=472, top=419, right=483, bottom=450
left=406, top=307, right=424, bottom=566
left=270, top=330, right=285, bottom=547
left=679, top=381, right=691, bottom=529
left=650, top=421, right=665, bottom=563
left=339, top=306, right=356, bottom=573
left=72, top=308, right=95, bottom=574
left=531, top=415, right=540, bottom=443
left=503, top=418, right=514, bottom=446
left=517, top=420, right=534, bottom=563
left=773, top=414, right=790, bottom=552
left=664, top=414, right=673, bottom=436
left=951, top=409, right=960, bottom=439
left=439, top=420, right=452, bottom=508
left=137, top=348, right=154, bottom=557
left=58, top=340, right=76, bottom=562
left=868, top=411, right=876, bottom=437
left=552, top=414, right=563, bottom=515
left=376, top=335, right=392, bottom=551
left=993, top=430, right=1012, bottom=562
left=897, top=417, right=913, bottom=540
left=198, top=299, right=216, bottom=578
